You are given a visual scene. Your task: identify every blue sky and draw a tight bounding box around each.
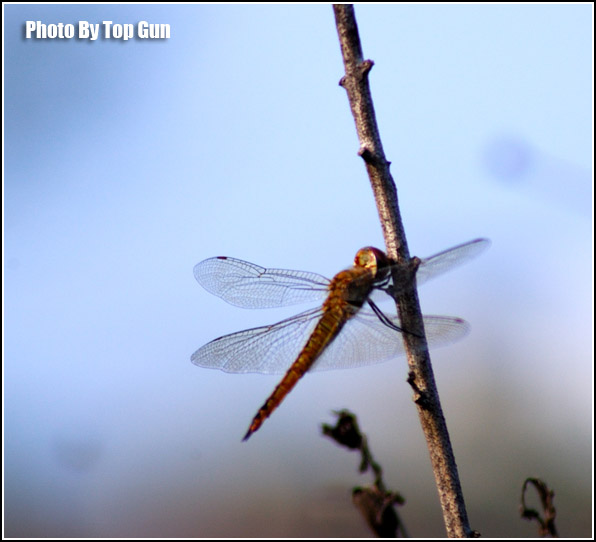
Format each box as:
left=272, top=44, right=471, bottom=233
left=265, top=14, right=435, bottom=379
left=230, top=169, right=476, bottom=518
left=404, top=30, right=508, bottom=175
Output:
left=4, top=4, right=592, bottom=537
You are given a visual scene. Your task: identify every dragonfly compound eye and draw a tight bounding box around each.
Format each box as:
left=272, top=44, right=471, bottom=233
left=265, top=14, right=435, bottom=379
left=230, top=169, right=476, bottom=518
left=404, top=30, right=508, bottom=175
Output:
left=354, top=247, right=388, bottom=273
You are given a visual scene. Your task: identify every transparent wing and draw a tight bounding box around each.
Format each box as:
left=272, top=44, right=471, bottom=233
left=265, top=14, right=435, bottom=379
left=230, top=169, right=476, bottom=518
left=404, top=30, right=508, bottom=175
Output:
left=311, top=311, right=469, bottom=371
left=370, top=238, right=490, bottom=301
left=194, top=256, right=330, bottom=309
left=191, top=307, right=469, bottom=375
left=415, top=238, right=491, bottom=287
left=194, top=239, right=489, bottom=309
left=191, top=307, right=323, bottom=374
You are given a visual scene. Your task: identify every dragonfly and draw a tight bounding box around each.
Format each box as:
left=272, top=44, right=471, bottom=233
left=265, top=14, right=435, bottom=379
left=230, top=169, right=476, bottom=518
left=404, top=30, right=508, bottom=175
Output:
left=191, top=238, right=490, bottom=440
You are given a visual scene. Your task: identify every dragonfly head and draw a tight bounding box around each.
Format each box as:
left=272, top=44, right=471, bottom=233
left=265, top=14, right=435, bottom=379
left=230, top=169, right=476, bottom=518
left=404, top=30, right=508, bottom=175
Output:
left=354, top=247, right=391, bottom=278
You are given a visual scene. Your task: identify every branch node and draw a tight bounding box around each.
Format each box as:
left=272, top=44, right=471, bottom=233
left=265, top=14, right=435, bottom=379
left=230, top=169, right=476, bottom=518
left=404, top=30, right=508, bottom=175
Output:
left=407, top=371, right=432, bottom=410
left=358, top=145, right=376, bottom=163
left=357, top=146, right=391, bottom=170
left=360, top=59, right=374, bottom=77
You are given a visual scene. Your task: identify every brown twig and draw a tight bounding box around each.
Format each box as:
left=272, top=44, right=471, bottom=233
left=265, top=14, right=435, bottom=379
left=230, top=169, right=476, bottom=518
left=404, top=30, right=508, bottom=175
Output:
left=332, top=5, right=475, bottom=537
left=520, top=478, right=559, bottom=537
left=322, top=410, right=408, bottom=538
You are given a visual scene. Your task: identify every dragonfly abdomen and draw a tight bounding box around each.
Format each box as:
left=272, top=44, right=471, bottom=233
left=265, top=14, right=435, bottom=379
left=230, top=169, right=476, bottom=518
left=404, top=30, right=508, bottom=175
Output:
left=242, top=307, right=352, bottom=440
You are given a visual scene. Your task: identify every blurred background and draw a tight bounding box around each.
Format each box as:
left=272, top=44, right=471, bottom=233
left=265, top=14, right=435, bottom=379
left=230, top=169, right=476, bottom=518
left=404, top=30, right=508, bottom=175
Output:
left=4, top=4, right=592, bottom=538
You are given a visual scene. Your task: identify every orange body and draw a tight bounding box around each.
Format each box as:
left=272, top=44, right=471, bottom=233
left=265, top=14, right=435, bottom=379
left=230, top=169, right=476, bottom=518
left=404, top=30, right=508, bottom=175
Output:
left=243, top=249, right=386, bottom=440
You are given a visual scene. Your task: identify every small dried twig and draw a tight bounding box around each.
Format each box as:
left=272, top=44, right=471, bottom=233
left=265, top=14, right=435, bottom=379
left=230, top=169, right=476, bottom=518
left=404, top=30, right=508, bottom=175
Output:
left=520, top=477, right=559, bottom=537
left=332, top=5, right=475, bottom=537
left=323, top=410, right=408, bottom=537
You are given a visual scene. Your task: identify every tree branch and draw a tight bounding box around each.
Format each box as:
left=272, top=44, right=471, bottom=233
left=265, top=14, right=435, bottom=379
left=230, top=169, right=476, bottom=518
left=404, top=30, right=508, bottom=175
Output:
left=333, top=5, right=475, bottom=537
